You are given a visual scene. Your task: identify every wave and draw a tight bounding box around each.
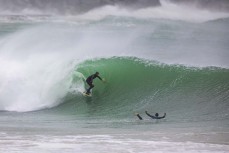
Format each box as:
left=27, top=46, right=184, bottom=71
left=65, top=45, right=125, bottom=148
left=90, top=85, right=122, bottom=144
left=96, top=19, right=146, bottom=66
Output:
left=1, top=56, right=229, bottom=123
left=0, top=10, right=228, bottom=117
left=55, top=57, right=229, bottom=122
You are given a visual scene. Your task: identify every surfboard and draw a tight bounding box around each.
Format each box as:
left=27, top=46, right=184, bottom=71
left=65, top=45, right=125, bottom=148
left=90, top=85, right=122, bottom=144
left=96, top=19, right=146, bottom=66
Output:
left=82, top=91, right=92, bottom=97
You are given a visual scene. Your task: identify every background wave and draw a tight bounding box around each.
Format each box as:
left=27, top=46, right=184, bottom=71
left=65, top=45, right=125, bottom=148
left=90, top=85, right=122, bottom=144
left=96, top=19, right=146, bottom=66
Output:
left=0, top=0, right=228, bottom=15
left=0, top=0, right=229, bottom=24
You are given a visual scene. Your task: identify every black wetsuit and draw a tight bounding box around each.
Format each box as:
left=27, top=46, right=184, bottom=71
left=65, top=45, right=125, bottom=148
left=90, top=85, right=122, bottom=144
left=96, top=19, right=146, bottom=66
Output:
left=86, top=74, right=102, bottom=94
left=145, top=112, right=166, bottom=119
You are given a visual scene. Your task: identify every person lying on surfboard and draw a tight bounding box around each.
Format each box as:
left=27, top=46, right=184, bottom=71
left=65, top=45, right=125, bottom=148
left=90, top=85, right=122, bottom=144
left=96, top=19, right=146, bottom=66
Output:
left=135, top=111, right=166, bottom=120
left=85, top=72, right=105, bottom=95
left=145, top=111, right=166, bottom=119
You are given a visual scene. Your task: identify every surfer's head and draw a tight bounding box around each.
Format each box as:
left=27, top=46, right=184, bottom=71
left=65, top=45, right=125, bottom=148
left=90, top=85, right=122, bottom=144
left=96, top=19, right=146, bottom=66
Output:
left=155, top=113, right=159, bottom=117
left=95, top=72, right=99, bottom=76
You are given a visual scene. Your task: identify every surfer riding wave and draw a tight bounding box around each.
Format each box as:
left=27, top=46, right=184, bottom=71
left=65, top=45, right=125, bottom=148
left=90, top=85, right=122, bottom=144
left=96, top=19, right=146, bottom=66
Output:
left=85, top=72, right=105, bottom=95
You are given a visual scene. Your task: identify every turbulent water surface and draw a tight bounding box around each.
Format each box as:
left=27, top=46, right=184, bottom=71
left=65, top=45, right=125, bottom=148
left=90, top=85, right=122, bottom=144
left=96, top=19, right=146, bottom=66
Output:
left=0, top=0, right=229, bottom=152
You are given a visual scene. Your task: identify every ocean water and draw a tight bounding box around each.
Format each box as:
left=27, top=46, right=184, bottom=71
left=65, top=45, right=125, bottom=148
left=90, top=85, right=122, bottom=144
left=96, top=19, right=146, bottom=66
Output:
left=0, top=0, right=229, bottom=152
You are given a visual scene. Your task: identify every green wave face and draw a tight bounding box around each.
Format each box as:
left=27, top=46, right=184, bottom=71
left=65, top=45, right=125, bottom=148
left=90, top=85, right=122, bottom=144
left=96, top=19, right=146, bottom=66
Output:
left=60, top=57, right=229, bottom=121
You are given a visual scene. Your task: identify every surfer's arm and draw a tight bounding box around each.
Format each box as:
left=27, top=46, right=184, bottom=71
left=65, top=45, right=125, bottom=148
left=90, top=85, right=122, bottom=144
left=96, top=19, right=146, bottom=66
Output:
left=157, top=113, right=166, bottom=119
left=145, top=111, right=156, bottom=119
left=97, top=75, right=102, bottom=81
left=97, top=75, right=106, bottom=83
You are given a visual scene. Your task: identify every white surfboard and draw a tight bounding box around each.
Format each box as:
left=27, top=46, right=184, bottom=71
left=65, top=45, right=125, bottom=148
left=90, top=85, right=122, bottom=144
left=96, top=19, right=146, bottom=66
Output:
left=82, top=91, right=92, bottom=97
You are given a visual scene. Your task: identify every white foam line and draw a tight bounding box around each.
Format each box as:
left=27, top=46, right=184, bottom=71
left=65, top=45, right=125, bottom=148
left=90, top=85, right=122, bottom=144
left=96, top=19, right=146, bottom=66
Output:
left=1, top=134, right=229, bottom=153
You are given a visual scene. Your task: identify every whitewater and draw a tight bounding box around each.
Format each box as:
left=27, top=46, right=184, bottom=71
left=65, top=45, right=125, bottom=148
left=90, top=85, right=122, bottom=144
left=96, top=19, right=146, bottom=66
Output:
left=0, top=0, right=229, bottom=152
